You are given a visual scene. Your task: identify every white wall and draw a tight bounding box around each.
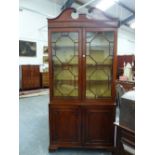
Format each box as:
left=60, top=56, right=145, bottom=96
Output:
left=19, top=0, right=61, bottom=66
left=117, top=26, right=135, bottom=55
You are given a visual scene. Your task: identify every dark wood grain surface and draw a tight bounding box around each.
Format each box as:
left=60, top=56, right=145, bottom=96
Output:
left=21, top=65, right=41, bottom=90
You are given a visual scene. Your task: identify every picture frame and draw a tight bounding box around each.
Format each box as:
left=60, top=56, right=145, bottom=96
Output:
left=43, top=56, right=48, bottom=64
left=43, top=46, right=48, bottom=54
left=19, top=40, right=36, bottom=57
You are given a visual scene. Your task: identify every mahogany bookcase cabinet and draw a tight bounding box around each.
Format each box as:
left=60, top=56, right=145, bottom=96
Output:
left=48, top=8, right=119, bottom=151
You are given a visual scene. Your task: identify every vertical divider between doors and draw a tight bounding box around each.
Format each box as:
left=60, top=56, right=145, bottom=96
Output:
left=78, top=28, right=84, bottom=145
left=82, top=28, right=86, bottom=101
left=78, top=28, right=82, bottom=101
left=81, top=28, right=86, bottom=146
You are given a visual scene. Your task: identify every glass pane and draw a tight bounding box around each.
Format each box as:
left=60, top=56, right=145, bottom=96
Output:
left=86, top=31, right=114, bottom=99
left=52, top=32, right=79, bottom=98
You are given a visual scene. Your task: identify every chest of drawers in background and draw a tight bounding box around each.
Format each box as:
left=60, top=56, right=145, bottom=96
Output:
left=42, top=72, right=49, bottom=88
left=21, top=65, right=41, bottom=90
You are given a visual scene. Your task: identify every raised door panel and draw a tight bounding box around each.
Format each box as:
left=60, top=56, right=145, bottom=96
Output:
left=83, top=106, right=114, bottom=147
left=50, top=106, right=81, bottom=146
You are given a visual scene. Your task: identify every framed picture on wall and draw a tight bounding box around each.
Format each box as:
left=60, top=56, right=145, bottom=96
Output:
left=43, top=46, right=48, bottom=54
left=43, top=56, right=48, bottom=64
left=19, top=40, right=36, bottom=57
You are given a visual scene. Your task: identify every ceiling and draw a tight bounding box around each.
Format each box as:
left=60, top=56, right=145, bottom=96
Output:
left=52, top=0, right=135, bottom=28
left=20, top=0, right=135, bottom=29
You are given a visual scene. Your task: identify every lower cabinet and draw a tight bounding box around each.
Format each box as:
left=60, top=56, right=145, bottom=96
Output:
left=49, top=104, right=115, bottom=151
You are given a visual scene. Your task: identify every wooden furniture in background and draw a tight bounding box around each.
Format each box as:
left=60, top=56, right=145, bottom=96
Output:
left=117, top=55, right=135, bottom=79
left=115, top=80, right=135, bottom=91
left=21, top=65, right=41, bottom=90
left=41, top=72, right=49, bottom=88
left=114, top=90, right=135, bottom=155
left=48, top=8, right=119, bottom=151
left=114, top=123, right=135, bottom=155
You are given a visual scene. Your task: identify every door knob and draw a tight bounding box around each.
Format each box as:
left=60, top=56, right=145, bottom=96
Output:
left=83, top=55, right=85, bottom=58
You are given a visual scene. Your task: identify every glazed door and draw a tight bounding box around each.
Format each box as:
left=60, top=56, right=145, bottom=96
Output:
left=49, top=29, right=82, bottom=99
left=83, top=29, right=115, bottom=100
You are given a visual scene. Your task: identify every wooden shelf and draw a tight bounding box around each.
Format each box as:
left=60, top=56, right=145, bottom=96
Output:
left=86, top=64, right=112, bottom=68
left=55, top=80, right=78, bottom=85
left=86, top=80, right=112, bottom=84
left=53, top=64, right=78, bottom=67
